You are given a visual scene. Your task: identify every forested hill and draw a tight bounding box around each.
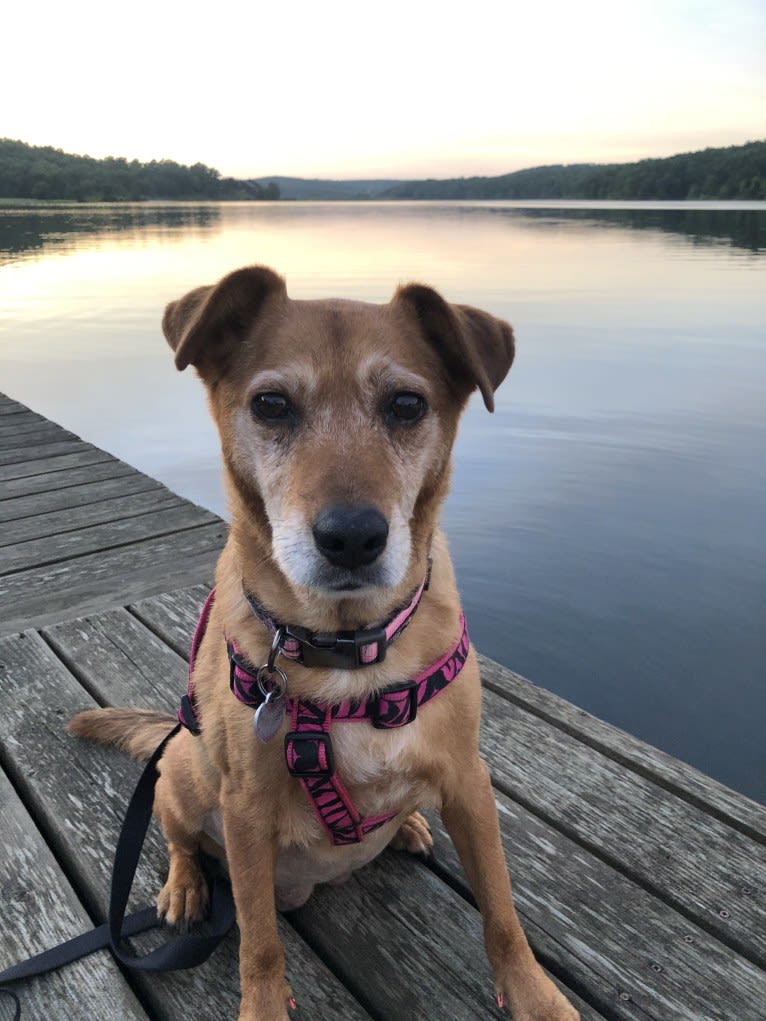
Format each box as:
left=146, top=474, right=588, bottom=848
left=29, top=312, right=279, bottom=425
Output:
left=1, top=138, right=764, bottom=202
left=0, top=139, right=280, bottom=201
left=382, top=141, right=766, bottom=201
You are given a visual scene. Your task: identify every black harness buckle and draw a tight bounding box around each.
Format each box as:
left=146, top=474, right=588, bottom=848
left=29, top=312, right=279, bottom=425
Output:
left=284, top=732, right=335, bottom=778
left=287, top=625, right=388, bottom=669
left=372, top=680, right=419, bottom=729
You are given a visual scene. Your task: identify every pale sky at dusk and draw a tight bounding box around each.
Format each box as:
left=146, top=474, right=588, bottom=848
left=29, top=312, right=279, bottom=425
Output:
left=6, top=0, right=765, bottom=179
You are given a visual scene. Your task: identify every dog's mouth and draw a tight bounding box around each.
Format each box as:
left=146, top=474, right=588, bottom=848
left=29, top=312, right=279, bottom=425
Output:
left=310, top=563, right=392, bottom=597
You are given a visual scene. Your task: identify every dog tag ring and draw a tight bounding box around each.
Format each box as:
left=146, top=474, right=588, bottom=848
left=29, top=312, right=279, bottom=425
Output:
left=252, top=663, right=288, bottom=744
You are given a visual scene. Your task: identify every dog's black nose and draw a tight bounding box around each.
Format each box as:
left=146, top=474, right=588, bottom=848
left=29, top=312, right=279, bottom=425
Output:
left=312, top=506, right=389, bottom=569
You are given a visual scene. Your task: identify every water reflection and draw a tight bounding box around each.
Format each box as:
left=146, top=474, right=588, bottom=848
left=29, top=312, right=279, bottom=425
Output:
left=487, top=204, right=766, bottom=254
left=0, top=203, right=221, bottom=263
left=1, top=201, right=764, bottom=267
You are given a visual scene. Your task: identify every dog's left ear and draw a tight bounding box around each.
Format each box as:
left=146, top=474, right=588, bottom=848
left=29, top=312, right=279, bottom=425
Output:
left=162, top=266, right=286, bottom=376
left=393, top=284, right=515, bottom=411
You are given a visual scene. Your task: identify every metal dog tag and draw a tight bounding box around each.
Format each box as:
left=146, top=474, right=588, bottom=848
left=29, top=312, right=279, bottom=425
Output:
left=253, top=690, right=285, bottom=744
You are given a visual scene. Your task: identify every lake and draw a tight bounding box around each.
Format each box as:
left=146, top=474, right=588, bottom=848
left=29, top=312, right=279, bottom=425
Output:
left=1, top=199, right=764, bottom=803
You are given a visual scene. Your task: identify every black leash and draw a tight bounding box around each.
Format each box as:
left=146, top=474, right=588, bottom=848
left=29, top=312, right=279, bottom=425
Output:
left=0, top=725, right=236, bottom=1015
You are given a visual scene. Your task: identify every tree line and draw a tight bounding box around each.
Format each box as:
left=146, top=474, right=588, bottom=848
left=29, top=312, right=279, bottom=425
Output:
left=2, top=138, right=763, bottom=203
left=382, top=141, right=766, bottom=201
left=0, top=139, right=280, bottom=201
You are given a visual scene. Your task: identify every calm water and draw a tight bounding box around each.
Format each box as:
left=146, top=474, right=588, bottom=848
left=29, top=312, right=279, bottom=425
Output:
left=1, top=200, right=764, bottom=802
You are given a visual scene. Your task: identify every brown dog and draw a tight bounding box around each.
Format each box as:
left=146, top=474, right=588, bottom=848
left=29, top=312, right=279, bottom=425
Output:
left=70, top=266, right=579, bottom=1021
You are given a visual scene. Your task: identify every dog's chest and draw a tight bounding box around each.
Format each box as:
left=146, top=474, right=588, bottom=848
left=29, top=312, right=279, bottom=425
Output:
left=203, top=720, right=430, bottom=860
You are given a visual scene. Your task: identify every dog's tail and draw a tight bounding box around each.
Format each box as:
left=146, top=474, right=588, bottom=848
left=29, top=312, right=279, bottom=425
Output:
left=68, top=708, right=178, bottom=762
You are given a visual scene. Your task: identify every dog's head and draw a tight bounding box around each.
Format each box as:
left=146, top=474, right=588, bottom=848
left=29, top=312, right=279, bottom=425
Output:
left=162, top=266, right=514, bottom=615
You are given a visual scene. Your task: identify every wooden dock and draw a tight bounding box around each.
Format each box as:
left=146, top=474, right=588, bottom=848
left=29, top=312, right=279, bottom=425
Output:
left=0, top=392, right=764, bottom=1021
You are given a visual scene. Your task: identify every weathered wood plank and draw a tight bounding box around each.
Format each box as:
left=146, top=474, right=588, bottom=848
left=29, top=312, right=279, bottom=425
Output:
left=0, top=472, right=165, bottom=525
left=0, top=447, right=115, bottom=483
left=0, top=423, right=78, bottom=448
left=0, top=403, right=35, bottom=416
left=0, top=439, right=97, bottom=467
left=0, top=631, right=373, bottom=1021
left=0, top=414, right=47, bottom=438
left=115, top=589, right=766, bottom=1021
left=129, top=584, right=213, bottom=658
left=0, top=524, right=227, bottom=636
left=478, top=654, right=766, bottom=843
left=426, top=798, right=766, bottom=1021
left=43, top=608, right=187, bottom=712
left=0, top=488, right=186, bottom=549
left=1, top=459, right=136, bottom=500
left=479, top=687, right=766, bottom=966
left=291, top=849, right=603, bottom=1021
left=0, top=500, right=218, bottom=575
left=0, top=768, right=149, bottom=1021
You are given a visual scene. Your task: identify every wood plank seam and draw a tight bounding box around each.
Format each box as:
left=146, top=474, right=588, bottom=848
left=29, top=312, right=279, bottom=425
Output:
left=486, top=769, right=766, bottom=973
left=0, top=519, right=221, bottom=580
left=0, top=441, right=100, bottom=467
left=0, top=463, right=137, bottom=501
left=481, top=674, right=766, bottom=848
left=0, top=495, right=186, bottom=551
left=126, top=600, right=213, bottom=661
left=420, top=852, right=600, bottom=1005
left=284, top=891, right=488, bottom=1021
left=126, top=605, right=197, bottom=661
left=0, top=478, right=164, bottom=528
left=37, top=629, right=118, bottom=712
left=0, top=450, right=116, bottom=481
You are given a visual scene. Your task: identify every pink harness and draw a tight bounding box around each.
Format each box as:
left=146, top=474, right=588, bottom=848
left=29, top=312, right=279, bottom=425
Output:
left=179, top=584, right=470, bottom=846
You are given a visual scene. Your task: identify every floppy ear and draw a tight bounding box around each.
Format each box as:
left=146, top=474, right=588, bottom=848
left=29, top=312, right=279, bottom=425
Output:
left=162, top=265, right=286, bottom=374
left=393, top=284, right=515, bottom=411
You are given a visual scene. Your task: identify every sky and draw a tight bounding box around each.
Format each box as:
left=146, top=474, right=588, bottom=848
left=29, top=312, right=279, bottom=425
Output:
left=5, top=0, right=765, bottom=179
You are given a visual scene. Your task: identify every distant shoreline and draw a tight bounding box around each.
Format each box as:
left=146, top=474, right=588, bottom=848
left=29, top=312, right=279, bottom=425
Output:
left=2, top=138, right=764, bottom=203
left=2, top=197, right=765, bottom=210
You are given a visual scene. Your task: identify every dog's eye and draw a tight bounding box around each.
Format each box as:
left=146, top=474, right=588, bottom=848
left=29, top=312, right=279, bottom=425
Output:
left=387, top=392, right=427, bottom=425
left=251, top=392, right=294, bottom=423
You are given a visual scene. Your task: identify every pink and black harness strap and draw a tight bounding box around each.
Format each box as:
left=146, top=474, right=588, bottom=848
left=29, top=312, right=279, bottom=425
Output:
left=179, top=585, right=471, bottom=847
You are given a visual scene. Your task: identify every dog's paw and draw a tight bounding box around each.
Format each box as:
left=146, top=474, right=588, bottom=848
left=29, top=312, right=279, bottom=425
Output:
left=389, top=810, right=433, bottom=857
left=157, top=851, right=210, bottom=927
left=237, top=977, right=295, bottom=1021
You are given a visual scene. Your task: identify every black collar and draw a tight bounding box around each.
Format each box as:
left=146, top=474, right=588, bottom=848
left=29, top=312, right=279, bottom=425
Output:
left=243, top=558, right=431, bottom=670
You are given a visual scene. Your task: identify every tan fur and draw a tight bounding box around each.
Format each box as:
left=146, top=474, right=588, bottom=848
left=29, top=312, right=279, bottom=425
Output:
left=70, top=267, right=578, bottom=1021
left=68, top=708, right=176, bottom=760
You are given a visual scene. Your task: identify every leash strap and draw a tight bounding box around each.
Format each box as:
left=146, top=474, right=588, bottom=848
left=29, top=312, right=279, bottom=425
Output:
left=107, top=725, right=236, bottom=971
left=0, top=725, right=235, bottom=1013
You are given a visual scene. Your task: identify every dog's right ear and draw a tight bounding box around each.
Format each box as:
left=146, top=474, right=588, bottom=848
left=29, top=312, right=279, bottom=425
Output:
left=393, top=283, right=515, bottom=412
left=162, top=266, right=286, bottom=375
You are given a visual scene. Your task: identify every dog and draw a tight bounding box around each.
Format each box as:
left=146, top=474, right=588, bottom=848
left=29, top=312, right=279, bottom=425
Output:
left=70, top=266, right=579, bottom=1021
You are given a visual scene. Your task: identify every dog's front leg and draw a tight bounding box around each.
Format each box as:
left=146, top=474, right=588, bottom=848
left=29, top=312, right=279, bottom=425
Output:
left=441, top=758, right=579, bottom=1021
left=221, top=784, right=291, bottom=1021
